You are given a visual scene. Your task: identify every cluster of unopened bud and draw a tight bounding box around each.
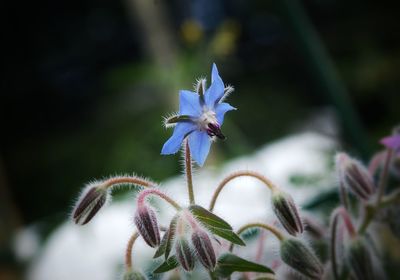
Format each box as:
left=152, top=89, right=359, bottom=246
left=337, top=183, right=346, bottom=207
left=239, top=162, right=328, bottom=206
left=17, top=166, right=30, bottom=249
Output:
left=336, top=152, right=375, bottom=201
left=174, top=211, right=217, bottom=271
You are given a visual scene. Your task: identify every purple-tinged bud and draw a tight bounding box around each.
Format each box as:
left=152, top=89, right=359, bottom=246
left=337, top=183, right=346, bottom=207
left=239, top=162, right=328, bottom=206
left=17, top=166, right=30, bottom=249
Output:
left=191, top=229, right=216, bottom=270
left=336, top=153, right=375, bottom=201
left=175, top=238, right=195, bottom=271
left=123, top=270, right=146, bottom=280
left=134, top=204, right=160, bottom=248
left=271, top=190, right=303, bottom=236
left=347, top=237, right=375, bottom=280
left=280, top=238, right=323, bottom=280
left=72, top=184, right=109, bottom=225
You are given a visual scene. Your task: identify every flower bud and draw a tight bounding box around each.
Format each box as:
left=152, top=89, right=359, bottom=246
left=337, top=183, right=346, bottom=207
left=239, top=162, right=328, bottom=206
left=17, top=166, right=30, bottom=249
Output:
left=336, top=153, right=375, bottom=201
left=123, top=270, right=146, bottom=280
left=175, top=238, right=195, bottom=271
left=134, top=205, right=160, bottom=248
left=191, top=229, right=216, bottom=270
left=280, top=238, right=323, bottom=280
left=72, top=184, right=109, bottom=225
left=271, top=190, right=303, bottom=236
left=347, top=237, right=375, bottom=280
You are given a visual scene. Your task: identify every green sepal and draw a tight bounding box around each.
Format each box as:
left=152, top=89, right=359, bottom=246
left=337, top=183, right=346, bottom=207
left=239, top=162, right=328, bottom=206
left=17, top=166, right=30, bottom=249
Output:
left=153, top=229, right=169, bottom=259
left=165, top=115, right=192, bottom=124
left=214, top=253, right=274, bottom=278
left=153, top=214, right=179, bottom=259
left=153, top=256, right=179, bottom=274
left=189, top=205, right=245, bottom=246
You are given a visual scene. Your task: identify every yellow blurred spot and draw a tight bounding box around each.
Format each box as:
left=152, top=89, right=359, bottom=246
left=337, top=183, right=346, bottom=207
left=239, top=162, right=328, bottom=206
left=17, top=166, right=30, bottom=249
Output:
left=211, top=20, right=241, bottom=57
left=181, top=20, right=203, bottom=45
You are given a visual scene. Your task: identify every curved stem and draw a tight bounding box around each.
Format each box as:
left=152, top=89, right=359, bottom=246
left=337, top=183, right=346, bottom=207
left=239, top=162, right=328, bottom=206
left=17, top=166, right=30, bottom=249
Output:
left=185, top=140, right=195, bottom=205
left=101, top=175, right=156, bottom=190
left=125, top=231, right=140, bottom=271
left=209, top=171, right=279, bottom=212
left=229, top=223, right=284, bottom=252
left=138, top=188, right=182, bottom=210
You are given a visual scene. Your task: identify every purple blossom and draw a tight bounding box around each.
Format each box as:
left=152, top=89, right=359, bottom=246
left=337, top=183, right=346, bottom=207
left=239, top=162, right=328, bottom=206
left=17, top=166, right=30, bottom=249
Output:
left=380, top=135, right=400, bottom=151
left=161, top=63, right=236, bottom=166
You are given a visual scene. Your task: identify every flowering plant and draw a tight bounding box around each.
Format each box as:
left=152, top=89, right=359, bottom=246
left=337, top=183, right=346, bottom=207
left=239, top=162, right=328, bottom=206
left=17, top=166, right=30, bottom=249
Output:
left=71, top=65, right=400, bottom=279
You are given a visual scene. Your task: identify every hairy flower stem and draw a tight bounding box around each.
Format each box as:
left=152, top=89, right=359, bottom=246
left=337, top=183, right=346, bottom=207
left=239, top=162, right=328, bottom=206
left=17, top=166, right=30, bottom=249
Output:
left=358, top=149, right=393, bottom=234
left=138, top=189, right=182, bottom=211
left=209, top=171, right=279, bottom=212
left=125, top=231, right=139, bottom=272
left=185, top=140, right=195, bottom=205
left=229, top=223, right=284, bottom=252
left=101, top=176, right=156, bottom=190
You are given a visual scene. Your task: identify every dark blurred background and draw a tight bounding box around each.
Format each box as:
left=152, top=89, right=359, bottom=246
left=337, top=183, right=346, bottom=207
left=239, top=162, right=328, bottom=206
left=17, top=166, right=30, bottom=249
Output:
left=1, top=0, right=399, bottom=278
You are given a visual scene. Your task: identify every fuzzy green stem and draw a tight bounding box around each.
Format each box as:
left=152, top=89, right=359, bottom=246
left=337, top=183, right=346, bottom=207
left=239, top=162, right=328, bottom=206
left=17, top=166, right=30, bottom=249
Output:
left=185, top=140, right=195, bottom=205
left=101, top=175, right=156, bottom=190
left=209, top=171, right=279, bottom=212
left=229, top=223, right=284, bottom=252
left=138, top=188, right=182, bottom=211
left=125, top=231, right=139, bottom=271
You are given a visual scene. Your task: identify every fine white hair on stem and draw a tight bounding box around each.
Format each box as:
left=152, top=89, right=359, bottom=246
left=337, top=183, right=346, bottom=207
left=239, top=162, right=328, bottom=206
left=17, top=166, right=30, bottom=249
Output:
left=219, top=85, right=234, bottom=103
left=179, top=142, right=198, bottom=178
left=163, top=112, right=180, bottom=128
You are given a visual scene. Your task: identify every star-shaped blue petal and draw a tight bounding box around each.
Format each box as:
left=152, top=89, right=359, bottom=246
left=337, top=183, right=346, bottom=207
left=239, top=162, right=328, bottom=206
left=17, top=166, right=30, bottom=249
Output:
left=161, top=63, right=236, bottom=166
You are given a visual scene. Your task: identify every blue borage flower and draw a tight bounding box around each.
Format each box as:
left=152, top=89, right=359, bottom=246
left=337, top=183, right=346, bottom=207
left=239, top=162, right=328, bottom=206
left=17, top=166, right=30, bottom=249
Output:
left=161, top=63, right=236, bottom=166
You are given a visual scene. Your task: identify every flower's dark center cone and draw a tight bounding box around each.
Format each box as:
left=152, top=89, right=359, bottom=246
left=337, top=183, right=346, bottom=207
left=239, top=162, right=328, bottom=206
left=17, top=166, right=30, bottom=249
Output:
left=207, top=123, right=226, bottom=140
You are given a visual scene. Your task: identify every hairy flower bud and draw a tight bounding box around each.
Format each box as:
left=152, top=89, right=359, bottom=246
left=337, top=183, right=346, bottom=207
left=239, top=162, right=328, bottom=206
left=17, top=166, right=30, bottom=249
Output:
left=280, top=238, right=323, bottom=279
left=72, top=184, right=109, bottom=225
left=191, top=229, right=216, bottom=270
left=272, top=190, right=303, bottom=236
left=175, top=238, right=194, bottom=271
left=134, top=205, right=160, bottom=248
left=336, top=153, right=375, bottom=201
left=347, top=237, right=375, bottom=280
left=123, top=270, right=146, bottom=280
